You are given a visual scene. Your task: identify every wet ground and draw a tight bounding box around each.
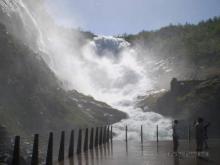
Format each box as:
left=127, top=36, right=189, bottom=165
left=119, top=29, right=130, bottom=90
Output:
left=56, top=139, right=220, bottom=165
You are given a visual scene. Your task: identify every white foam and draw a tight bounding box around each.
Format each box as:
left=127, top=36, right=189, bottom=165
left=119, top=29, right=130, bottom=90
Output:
left=1, top=0, right=172, bottom=140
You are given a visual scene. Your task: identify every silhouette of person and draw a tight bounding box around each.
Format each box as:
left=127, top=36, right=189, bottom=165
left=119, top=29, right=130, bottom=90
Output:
left=203, top=121, right=210, bottom=149
left=195, top=118, right=204, bottom=152
left=171, top=78, right=178, bottom=92
left=172, top=120, right=179, bottom=153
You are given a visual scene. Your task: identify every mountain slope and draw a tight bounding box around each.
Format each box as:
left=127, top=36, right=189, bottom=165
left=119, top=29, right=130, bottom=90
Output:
left=123, top=16, right=220, bottom=80
left=0, top=23, right=126, bottom=136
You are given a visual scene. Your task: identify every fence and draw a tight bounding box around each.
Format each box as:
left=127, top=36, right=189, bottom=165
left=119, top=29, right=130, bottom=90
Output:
left=9, top=126, right=113, bottom=165
left=3, top=123, right=209, bottom=164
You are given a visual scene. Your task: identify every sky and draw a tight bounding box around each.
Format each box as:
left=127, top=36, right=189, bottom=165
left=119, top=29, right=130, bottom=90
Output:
left=45, top=0, right=220, bottom=35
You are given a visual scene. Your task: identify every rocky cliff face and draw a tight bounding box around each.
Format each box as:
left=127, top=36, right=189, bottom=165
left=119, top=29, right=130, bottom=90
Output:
left=137, top=76, right=220, bottom=137
left=0, top=23, right=126, bottom=137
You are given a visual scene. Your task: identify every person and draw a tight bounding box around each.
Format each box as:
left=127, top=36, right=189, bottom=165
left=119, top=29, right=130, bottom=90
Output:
left=195, top=118, right=204, bottom=152
left=172, top=120, right=179, bottom=153
left=203, top=121, right=210, bottom=149
left=171, top=78, right=178, bottom=92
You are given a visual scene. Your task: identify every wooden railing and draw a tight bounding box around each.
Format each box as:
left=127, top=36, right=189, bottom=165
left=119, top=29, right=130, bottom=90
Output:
left=9, top=124, right=193, bottom=164
left=11, top=126, right=113, bottom=165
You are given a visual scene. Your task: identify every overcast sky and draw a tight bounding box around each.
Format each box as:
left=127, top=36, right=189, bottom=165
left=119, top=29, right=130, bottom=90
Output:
left=45, top=0, right=220, bottom=35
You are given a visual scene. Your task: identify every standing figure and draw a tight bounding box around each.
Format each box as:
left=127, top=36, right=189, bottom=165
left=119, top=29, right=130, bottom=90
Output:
left=195, top=118, right=204, bottom=152
left=203, top=121, right=210, bottom=149
left=172, top=120, right=179, bottom=152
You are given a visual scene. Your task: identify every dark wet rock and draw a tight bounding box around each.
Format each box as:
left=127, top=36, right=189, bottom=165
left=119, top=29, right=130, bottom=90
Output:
left=137, top=76, right=220, bottom=137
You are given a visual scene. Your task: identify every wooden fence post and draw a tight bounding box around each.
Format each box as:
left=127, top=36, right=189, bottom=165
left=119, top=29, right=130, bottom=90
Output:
left=58, top=131, right=65, bottom=162
left=141, top=125, right=143, bottom=144
left=110, top=126, right=113, bottom=143
left=103, top=126, right=107, bottom=144
left=77, top=129, right=82, bottom=154
left=68, top=130, right=74, bottom=158
left=89, top=128, right=94, bottom=150
left=106, top=126, right=110, bottom=143
left=12, top=136, right=20, bottom=165
left=99, top=127, right=103, bottom=145
left=31, top=134, right=39, bottom=165
left=125, top=125, right=128, bottom=143
left=84, top=128, right=89, bottom=152
left=95, top=127, right=99, bottom=147
left=156, top=125, right=159, bottom=143
left=46, top=132, right=53, bottom=165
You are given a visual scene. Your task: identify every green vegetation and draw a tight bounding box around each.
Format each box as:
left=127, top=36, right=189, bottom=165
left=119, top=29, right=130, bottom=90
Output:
left=123, top=16, right=220, bottom=79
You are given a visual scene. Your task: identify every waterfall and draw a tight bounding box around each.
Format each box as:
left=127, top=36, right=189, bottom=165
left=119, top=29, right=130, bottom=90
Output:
left=0, top=0, right=172, bottom=140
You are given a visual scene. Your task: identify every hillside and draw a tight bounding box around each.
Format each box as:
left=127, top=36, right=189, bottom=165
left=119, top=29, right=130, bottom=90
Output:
left=0, top=23, right=126, bottom=137
left=123, top=16, right=220, bottom=80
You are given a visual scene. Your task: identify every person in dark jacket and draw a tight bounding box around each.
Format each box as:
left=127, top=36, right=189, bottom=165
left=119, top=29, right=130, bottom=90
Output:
left=172, top=120, right=179, bottom=152
left=195, top=118, right=204, bottom=152
left=203, top=121, right=210, bottom=149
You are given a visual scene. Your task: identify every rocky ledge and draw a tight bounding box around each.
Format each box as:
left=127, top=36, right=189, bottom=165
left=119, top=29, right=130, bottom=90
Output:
left=137, top=76, right=220, bottom=137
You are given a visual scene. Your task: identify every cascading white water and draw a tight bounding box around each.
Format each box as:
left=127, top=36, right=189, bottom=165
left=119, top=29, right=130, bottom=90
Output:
left=82, top=36, right=172, bottom=140
left=0, top=0, right=172, bottom=140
